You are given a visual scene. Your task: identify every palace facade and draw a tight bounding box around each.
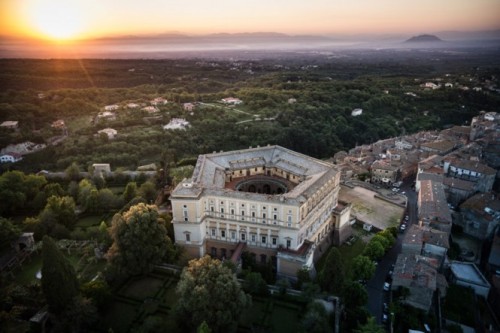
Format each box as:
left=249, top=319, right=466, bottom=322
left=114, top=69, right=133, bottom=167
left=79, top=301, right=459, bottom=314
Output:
left=170, top=145, right=350, bottom=278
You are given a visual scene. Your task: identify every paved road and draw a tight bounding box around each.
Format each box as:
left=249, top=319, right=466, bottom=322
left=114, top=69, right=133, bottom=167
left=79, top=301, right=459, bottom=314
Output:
left=366, top=181, right=417, bottom=328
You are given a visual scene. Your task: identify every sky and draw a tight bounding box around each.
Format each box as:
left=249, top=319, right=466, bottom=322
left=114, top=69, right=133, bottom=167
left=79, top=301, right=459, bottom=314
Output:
left=1, top=0, right=500, bottom=41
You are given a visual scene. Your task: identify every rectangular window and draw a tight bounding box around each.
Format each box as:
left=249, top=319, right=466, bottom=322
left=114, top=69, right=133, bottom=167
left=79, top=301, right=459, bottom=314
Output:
left=252, top=212, right=256, bottom=217
left=231, top=231, right=236, bottom=239
left=231, top=209, right=234, bottom=215
left=286, top=239, right=291, bottom=248
left=221, top=230, right=226, bottom=238
left=273, top=214, right=277, bottom=220
left=272, top=237, right=277, bottom=245
left=185, top=233, right=190, bottom=242
left=183, top=210, right=188, bottom=222
left=211, top=229, right=215, bottom=236
left=261, top=236, right=266, bottom=244
left=251, top=234, right=256, bottom=242
left=287, top=215, right=292, bottom=223
left=241, top=233, right=246, bottom=241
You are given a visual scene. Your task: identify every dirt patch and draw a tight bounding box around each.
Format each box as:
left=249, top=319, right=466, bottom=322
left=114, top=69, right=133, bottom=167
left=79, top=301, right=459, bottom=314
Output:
left=340, top=185, right=405, bottom=230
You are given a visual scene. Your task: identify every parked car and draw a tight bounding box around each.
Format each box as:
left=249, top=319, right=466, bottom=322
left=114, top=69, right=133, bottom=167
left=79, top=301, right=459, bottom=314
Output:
left=400, top=224, right=407, bottom=233
left=383, top=282, right=391, bottom=291
left=383, top=303, right=389, bottom=313
left=382, top=313, right=388, bottom=323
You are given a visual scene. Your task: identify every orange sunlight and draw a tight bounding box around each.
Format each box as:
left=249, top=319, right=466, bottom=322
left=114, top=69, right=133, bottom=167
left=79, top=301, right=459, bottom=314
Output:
left=25, top=0, right=87, bottom=41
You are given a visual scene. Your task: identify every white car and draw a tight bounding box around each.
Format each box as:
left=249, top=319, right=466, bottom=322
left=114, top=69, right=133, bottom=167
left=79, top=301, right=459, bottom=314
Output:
left=383, top=282, right=391, bottom=291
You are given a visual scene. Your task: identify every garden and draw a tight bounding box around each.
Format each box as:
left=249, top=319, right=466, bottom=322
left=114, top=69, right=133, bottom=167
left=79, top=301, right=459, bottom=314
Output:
left=101, top=267, right=310, bottom=333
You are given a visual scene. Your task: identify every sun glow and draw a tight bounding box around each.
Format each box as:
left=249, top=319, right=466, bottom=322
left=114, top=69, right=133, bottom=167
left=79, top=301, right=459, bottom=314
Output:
left=27, top=0, right=86, bottom=40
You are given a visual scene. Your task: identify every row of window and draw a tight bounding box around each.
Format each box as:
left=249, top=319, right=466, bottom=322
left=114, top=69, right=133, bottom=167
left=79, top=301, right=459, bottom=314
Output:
left=209, top=228, right=291, bottom=247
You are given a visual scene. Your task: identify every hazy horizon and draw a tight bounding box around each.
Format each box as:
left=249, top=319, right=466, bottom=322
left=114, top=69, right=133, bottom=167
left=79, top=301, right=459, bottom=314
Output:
left=2, top=0, right=499, bottom=39
left=1, top=0, right=499, bottom=58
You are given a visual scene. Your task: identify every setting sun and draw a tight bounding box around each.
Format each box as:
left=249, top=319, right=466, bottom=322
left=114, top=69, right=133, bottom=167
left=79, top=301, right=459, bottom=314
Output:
left=27, top=0, right=85, bottom=40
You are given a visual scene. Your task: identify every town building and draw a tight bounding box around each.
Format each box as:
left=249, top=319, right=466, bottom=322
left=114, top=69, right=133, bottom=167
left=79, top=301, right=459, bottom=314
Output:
left=0, top=121, right=19, bottom=130
left=142, top=106, right=160, bottom=114
left=170, top=145, right=349, bottom=279
left=163, top=118, right=190, bottom=130
left=391, top=254, right=445, bottom=312
left=370, top=160, right=400, bottom=186
left=420, top=140, right=456, bottom=155
left=0, top=152, right=23, bottom=163
left=418, top=180, right=452, bottom=233
left=96, top=111, right=116, bottom=121
left=221, top=97, right=243, bottom=105
left=443, top=158, right=496, bottom=193
left=450, top=261, right=491, bottom=297
left=351, top=108, right=363, bottom=116
left=456, top=192, right=500, bottom=240
left=395, top=139, right=413, bottom=150
left=150, top=97, right=168, bottom=105
left=92, top=164, right=111, bottom=177
left=183, top=103, right=195, bottom=112
left=51, top=120, right=66, bottom=129
left=97, top=128, right=118, bottom=140
left=104, top=105, right=119, bottom=111
left=127, top=103, right=140, bottom=109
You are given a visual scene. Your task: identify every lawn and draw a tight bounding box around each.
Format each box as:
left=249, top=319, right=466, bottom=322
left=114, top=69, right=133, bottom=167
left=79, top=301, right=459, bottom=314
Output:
left=120, top=276, right=165, bottom=300
left=238, top=297, right=305, bottom=333
left=14, top=254, right=43, bottom=285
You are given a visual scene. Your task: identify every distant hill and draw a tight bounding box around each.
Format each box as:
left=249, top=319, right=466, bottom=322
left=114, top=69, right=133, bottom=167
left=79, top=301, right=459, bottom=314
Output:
left=405, top=34, right=443, bottom=43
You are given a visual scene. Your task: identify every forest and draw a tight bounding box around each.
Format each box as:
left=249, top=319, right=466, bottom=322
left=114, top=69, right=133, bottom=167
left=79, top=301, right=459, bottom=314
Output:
left=0, top=47, right=499, bottom=174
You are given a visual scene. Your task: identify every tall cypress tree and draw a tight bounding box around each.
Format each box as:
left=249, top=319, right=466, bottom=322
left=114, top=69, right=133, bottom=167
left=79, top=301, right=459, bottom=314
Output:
left=41, top=236, right=79, bottom=314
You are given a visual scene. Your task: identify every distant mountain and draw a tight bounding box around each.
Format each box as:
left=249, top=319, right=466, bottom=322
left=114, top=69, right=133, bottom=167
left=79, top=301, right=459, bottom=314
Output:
left=405, top=34, right=443, bottom=43
left=93, top=32, right=332, bottom=44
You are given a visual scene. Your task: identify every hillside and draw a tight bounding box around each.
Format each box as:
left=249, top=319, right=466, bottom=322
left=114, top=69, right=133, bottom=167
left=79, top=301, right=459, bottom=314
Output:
left=405, top=34, right=443, bottom=43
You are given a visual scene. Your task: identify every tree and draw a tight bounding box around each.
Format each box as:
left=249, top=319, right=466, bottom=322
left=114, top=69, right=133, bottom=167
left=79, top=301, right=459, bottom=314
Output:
left=354, top=316, right=385, bottom=333
left=300, top=301, right=331, bottom=333
left=106, top=203, right=175, bottom=277
left=379, top=230, right=395, bottom=247
left=122, top=181, right=138, bottom=203
left=243, top=272, right=269, bottom=296
left=197, top=321, right=212, bottom=333
left=0, top=218, right=21, bottom=251
left=296, top=267, right=312, bottom=290
left=0, top=171, right=27, bottom=214
left=318, top=248, right=345, bottom=295
left=342, top=281, right=368, bottom=308
left=371, top=234, right=391, bottom=251
left=352, top=255, right=376, bottom=281
left=41, top=236, right=79, bottom=315
left=363, top=240, right=385, bottom=261
left=65, top=162, right=81, bottom=181
left=175, top=255, right=250, bottom=333
left=40, top=195, right=77, bottom=230
left=77, top=179, right=95, bottom=207
left=139, top=181, right=157, bottom=203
